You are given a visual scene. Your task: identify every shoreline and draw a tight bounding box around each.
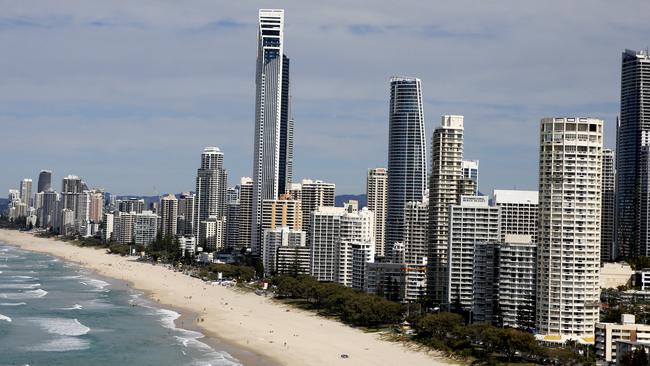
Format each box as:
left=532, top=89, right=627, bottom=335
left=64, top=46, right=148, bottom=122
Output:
left=0, top=229, right=456, bottom=366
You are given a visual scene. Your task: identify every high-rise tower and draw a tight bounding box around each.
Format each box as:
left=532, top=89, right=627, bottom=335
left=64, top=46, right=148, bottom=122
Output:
left=19, top=179, right=32, bottom=207
left=195, top=147, right=227, bottom=241
left=160, top=194, right=178, bottom=239
left=367, top=168, right=388, bottom=257
left=385, top=77, right=427, bottom=256
left=37, top=170, right=52, bottom=193
left=427, top=115, right=464, bottom=305
left=601, top=149, right=615, bottom=261
left=615, top=49, right=650, bottom=258
left=536, top=117, right=602, bottom=339
left=251, top=9, right=293, bottom=255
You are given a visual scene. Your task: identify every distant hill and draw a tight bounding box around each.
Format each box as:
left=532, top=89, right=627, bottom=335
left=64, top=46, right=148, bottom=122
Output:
left=336, top=194, right=367, bottom=208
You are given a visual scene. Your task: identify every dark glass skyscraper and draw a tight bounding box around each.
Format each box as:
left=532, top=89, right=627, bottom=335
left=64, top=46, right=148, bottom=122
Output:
left=251, top=9, right=293, bottom=254
left=278, top=54, right=293, bottom=196
left=37, top=170, right=52, bottom=193
left=385, top=77, right=427, bottom=257
left=615, top=49, right=650, bottom=258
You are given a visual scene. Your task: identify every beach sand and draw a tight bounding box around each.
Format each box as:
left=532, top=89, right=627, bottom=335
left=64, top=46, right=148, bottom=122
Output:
left=0, top=229, right=456, bottom=366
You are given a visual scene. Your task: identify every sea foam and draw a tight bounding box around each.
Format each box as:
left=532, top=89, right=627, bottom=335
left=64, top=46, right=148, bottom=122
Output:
left=0, top=302, right=26, bottom=306
left=28, top=317, right=90, bottom=336
left=60, top=304, right=83, bottom=311
left=0, top=289, right=47, bottom=300
left=29, top=337, right=90, bottom=352
left=0, top=283, right=41, bottom=289
left=0, top=314, right=11, bottom=322
left=80, top=278, right=110, bottom=292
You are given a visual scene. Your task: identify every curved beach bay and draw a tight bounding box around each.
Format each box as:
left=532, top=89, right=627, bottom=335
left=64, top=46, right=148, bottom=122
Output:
left=0, top=229, right=453, bottom=366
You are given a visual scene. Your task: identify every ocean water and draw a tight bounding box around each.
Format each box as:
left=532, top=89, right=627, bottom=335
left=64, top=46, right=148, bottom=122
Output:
left=0, top=242, right=241, bottom=366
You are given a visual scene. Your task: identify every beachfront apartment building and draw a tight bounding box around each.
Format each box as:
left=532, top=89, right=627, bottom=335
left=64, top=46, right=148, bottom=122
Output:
left=134, top=211, right=159, bottom=246
left=428, top=115, right=464, bottom=305
left=262, top=226, right=307, bottom=276
left=300, top=179, right=335, bottom=242
left=365, top=262, right=427, bottom=302
left=447, top=196, right=500, bottom=315
left=310, top=201, right=374, bottom=287
left=160, top=194, right=178, bottom=239
left=403, top=192, right=428, bottom=266
left=536, top=117, right=603, bottom=340
left=199, top=216, right=226, bottom=252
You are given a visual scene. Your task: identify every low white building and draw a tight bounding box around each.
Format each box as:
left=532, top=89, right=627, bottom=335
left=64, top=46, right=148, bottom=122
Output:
left=262, top=226, right=306, bottom=277
left=365, top=262, right=426, bottom=302
left=595, top=314, right=650, bottom=363
left=180, top=236, right=196, bottom=257
left=199, top=216, right=225, bottom=252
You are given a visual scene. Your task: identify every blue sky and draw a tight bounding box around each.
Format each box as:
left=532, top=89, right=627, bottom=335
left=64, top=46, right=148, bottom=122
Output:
left=1, top=1, right=649, bottom=196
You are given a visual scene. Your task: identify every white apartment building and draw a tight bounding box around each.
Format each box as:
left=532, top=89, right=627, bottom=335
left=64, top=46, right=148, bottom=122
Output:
left=301, top=179, right=335, bottom=241
left=462, top=160, right=479, bottom=185
left=103, top=212, right=114, bottom=242
left=494, top=189, right=539, bottom=243
left=496, top=234, right=537, bottom=328
left=428, top=115, right=465, bottom=304
left=536, top=117, right=603, bottom=340
left=309, top=201, right=374, bottom=286
left=365, top=262, right=427, bottom=303
left=262, top=226, right=306, bottom=276
left=310, top=206, right=343, bottom=282
left=160, top=194, right=178, bottom=239
left=134, top=211, right=159, bottom=246
left=19, top=178, right=32, bottom=207
left=403, top=192, right=428, bottom=265
left=199, top=216, right=225, bottom=251
left=366, top=168, right=388, bottom=257
left=338, top=202, right=374, bottom=287
left=276, top=235, right=310, bottom=276
left=351, top=241, right=376, bottom=290
left=179, top=236, right=196, bottom=257
left=447, top=195, right=500, bottom=311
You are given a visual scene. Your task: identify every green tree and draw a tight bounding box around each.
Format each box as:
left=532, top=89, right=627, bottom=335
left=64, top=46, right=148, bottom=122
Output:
left=414, top=312, right=463, bottom=339
left=620, top=347, right=650, bottom=366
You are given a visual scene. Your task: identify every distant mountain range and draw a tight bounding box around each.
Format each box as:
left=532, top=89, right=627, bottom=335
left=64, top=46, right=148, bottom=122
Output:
left=335, top=194, right=367, bottom=208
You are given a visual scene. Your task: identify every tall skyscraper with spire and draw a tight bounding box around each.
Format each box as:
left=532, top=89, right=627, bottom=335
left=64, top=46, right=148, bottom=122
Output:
left=385, top=77, right=427, bottom=257
left=251, top=9, right=293, bottom=254
left=616, top=49, right=650, bottom=258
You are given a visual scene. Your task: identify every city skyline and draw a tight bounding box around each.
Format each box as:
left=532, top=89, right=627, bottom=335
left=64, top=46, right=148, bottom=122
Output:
left=2, top=1, right=647, bottom=196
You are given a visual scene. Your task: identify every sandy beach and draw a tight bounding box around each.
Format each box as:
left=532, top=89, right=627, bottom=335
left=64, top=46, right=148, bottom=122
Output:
left=0, top=229, right=454, bottom=366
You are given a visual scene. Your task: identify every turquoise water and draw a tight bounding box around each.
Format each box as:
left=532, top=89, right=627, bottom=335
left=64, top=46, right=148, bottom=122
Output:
left=0, top=242, right=241, bottom=366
